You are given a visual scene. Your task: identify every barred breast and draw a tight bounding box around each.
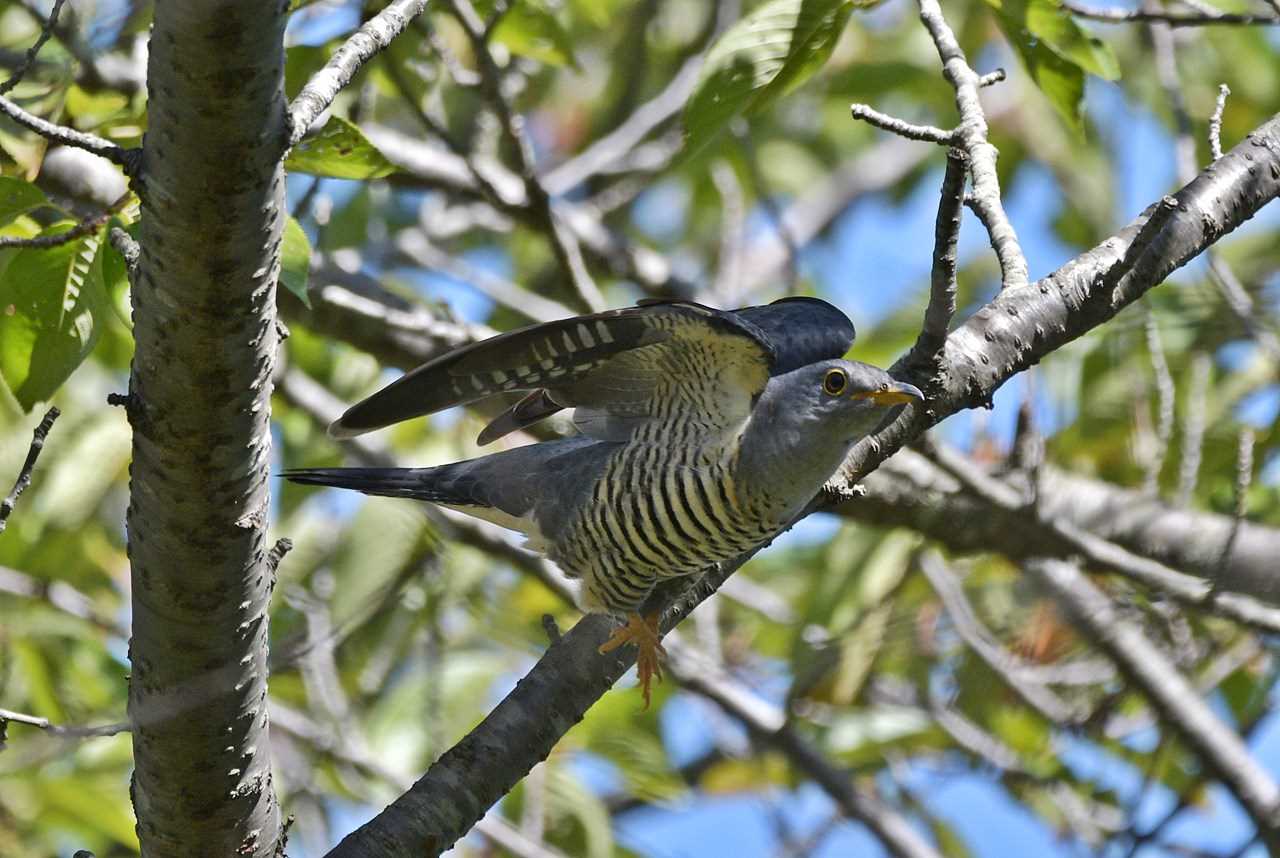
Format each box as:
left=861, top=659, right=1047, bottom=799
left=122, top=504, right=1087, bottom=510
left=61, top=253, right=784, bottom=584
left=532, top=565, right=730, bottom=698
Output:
left=552, top=420, right=784, bottom=616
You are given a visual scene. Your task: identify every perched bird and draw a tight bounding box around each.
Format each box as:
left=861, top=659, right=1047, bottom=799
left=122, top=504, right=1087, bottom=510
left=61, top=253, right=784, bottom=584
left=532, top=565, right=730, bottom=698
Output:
left=285, top=298, right=921, bottom=705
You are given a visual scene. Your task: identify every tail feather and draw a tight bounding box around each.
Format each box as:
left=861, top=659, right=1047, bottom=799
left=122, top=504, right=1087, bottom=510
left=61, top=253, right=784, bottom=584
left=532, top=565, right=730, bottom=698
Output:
left=281, top=467, right=470, bottom=506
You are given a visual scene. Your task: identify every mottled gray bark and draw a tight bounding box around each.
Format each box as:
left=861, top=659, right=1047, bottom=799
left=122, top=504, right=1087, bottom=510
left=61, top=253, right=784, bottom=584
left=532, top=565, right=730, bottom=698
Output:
left=850, top=449, right=1280, bottom=602
left=126, top=2, right=287, bottom=855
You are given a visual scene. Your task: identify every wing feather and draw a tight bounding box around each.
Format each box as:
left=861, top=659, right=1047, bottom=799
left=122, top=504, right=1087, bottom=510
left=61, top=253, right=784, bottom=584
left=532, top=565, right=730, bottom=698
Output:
left=329, top=298, right=850, bottom=442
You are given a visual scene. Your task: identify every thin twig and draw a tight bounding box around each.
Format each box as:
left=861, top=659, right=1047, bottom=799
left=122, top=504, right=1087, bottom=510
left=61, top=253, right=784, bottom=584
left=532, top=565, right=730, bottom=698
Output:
left=1174, top=353, right=1209, bottom=507
left=0, top=707, right=128, bottom=740
left=1061, top=0, right=1279, bottom=25
left=0, top=190, right=133, bottom=249
left=0, top=0, right=66, bottom=95
left=977, top=68, right=1007, bottom=87
left=1210, top=84, right=1231, bottom=160
left=0, top=93, right=136, bottom=170
left=917, top=0, right=1028, bottom=290
left=909, top=149, right=966, bottom=362
left=1217, top=429, right=1254, bottom=575
left=287, top=0, right=431, bottom=146
left=1142, top=311, right=1175, bottom=496
left=849, top=103, right=955, bottom=145
left=445, top=0, right=605, bottom=313
left=0, top=406, right=60, bottom=535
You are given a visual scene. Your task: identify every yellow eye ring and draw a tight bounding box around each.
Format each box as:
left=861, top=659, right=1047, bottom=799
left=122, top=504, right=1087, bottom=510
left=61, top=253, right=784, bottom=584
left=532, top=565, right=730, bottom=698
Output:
left=822, top=368, right=848, bottom=396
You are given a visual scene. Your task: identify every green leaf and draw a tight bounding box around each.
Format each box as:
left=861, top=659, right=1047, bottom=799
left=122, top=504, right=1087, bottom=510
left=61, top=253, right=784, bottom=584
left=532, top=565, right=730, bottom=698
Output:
left=493, top=1, right=581, bottom=69
left=285, top=115, right=398, bottom=180
left=682, top=0, right=855, bottom=160
left=0, top=177, right=48, bottom=227
left=986, top=0, right=1120, bottom=134
left=0, top=224, right=108, bottom=410
left=281, top=216, right=313, bottom=307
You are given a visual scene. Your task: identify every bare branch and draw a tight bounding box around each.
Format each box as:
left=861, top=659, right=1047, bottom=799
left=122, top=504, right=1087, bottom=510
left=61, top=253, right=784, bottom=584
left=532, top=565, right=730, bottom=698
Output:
left=0, top=190, right=133, bottom=249
left=0, top=707, right=128, bottom=741
left=977, top=68, right=1007, bottom=87
left=1061, top=0, right=1280, bottom=25
left=0, top=406, right=59, bottom=534
left=1218, top=429, right=1255, bottom=574
left=849, top=103, right=955, bottom=145
left=1142, top=311, right=1175, bottom=496
left=921, top=438, right=1280, bottom=635
left=0, top=0, right=66, bottom=95
left=1025, top=558, right=1280, bottom=839
left=0, top=93, right=137, bottom=171
left=1211, top=84, right=1231, bottom=160
left=1174, top=353, right=1210, bottom=506
left=907, top=149, right=966, bottom=364
left=917, top=0, right=1029, bottom=290
left=287, top=0, right=430, bottom=146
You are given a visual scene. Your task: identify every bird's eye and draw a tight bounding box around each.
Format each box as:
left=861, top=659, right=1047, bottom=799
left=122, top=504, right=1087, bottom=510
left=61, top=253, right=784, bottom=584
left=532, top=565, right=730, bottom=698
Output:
left=822, top=368, right=848, bottom=396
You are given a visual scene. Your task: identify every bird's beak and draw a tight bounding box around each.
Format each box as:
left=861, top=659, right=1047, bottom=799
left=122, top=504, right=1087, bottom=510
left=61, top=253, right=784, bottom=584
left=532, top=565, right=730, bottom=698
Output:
left=852, top=380, right=924, bottom=406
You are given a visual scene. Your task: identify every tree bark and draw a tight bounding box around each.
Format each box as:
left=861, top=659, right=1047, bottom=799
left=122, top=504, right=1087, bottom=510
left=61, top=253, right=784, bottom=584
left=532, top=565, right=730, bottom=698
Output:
left=126, top=2, right=287, bottom=854
left=848, top=447, right=1280, bottom=600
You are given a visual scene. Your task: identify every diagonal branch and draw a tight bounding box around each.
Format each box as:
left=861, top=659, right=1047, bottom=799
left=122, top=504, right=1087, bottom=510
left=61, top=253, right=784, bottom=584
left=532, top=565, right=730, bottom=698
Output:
left=0, top=93, right=137, bottom=171
left=1060, top=0, right=1280, bottom=25
left=0, top=406, right=59, bottom=534
left=287, top=0, right=431, bottom=146
left=0, top=0, right=66, bottom=95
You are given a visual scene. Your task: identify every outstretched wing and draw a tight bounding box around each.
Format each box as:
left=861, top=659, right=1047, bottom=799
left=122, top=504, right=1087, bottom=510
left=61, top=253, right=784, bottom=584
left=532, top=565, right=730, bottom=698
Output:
left=329, top=299, right=782, bottom=441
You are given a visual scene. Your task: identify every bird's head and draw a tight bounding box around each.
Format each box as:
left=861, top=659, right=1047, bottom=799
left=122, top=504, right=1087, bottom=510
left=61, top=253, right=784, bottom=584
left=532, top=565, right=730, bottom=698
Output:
left=767, top=358, right=923, bottom=443
left=738, top=359, right=923, bottom=500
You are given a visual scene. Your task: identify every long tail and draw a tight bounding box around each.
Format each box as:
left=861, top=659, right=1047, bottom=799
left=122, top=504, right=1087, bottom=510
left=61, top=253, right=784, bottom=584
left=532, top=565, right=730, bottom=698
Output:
left=281, top=467, right=466, bottom=505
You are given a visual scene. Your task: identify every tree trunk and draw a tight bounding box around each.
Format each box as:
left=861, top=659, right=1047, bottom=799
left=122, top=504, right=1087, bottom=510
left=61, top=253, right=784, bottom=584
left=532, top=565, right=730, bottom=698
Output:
left=126, top=2, right=287, bottom=854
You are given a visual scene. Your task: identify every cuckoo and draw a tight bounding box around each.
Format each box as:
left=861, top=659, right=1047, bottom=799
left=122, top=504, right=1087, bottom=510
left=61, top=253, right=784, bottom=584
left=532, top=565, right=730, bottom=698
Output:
left=285, top=297, right=922, bottom=705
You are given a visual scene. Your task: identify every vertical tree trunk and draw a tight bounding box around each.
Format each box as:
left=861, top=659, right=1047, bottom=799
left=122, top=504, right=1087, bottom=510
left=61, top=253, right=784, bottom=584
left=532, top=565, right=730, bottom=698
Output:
left=126, top=2, right=287, bottom=854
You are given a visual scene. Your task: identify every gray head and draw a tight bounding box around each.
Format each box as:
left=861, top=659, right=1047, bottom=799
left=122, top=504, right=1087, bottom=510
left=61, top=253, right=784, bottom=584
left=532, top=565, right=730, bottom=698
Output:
left=737, top=359, right=923, bottom=508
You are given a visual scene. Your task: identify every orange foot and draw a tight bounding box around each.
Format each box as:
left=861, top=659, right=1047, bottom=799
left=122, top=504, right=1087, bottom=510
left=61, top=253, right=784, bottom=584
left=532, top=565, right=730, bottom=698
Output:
left=598, top=612, right=666, bottom=709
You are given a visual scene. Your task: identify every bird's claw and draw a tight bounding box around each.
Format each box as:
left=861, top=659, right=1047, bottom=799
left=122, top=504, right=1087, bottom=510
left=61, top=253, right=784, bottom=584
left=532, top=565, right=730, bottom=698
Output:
left=599, top=612, right=666, bottom=709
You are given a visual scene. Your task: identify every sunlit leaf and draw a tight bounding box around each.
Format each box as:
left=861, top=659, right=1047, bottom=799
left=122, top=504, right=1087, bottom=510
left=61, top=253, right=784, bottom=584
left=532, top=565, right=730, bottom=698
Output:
left=987, top=0, right=1120, bottom=134
left=281, top=216, right=313, bottom=308
left=285, top=115, right=398, bottom=180
left=682, top=0, right=855, bottom=159
left=0, top=224, right=108, bottom=410
left=493, top=1, right=581, bottom=69
left=0, top=177, right=48, bottom=227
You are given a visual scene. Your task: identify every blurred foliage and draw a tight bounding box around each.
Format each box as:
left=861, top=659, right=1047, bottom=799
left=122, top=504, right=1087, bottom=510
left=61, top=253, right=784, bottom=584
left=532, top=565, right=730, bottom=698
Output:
left=1, top=0, right=1278, bottom=856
